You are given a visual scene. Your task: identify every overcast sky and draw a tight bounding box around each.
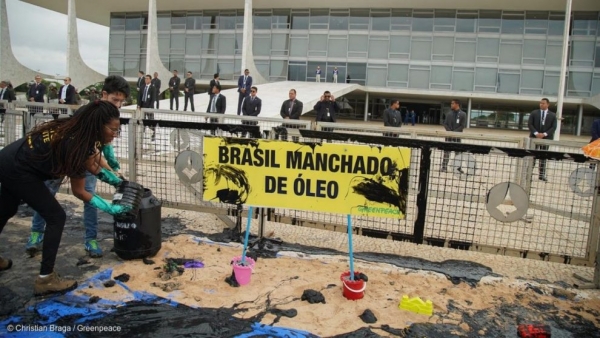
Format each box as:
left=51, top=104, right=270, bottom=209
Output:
left=6, top=0, right=109, bottom=76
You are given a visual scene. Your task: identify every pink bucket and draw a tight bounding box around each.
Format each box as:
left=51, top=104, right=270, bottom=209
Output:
left=231, top=256, right=256, bottom=286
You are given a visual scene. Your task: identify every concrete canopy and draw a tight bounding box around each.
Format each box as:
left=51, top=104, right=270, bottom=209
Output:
left=21, top=0, right=600, bottom=27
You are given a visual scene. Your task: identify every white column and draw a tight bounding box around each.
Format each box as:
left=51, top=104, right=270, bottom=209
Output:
left=241, top=0, right=267, bottom=84
left=554, top=0, right=573, bottom=141
left=0, top=0, right=42, bottom=87
left=364, top=92, right=369, bottom=121
left=67, top=0, right=105, bottom=88
left=466, top=98, right=472, bottom=129
left=576, top=104, right=583, bottom=136
left=145, top=0, right=170, bottom=82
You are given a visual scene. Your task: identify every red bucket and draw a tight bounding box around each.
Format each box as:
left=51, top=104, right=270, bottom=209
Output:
left=340, top=271, right=366, bottom=300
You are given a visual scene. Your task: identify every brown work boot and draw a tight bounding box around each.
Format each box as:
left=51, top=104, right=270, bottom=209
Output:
left=0, top=256, right=12, bottom=271
left=34, top=271, right=78, bottom=297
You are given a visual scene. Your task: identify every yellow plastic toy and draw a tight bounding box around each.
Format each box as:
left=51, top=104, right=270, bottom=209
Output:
left=398, top=295, right=433, bottom=316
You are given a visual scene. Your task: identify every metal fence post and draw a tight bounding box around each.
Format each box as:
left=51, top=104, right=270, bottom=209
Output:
left=413, top=145, right=432, bottom=244
left=5, top=111, right=16, bottom=145
left=128, top=118, right=139, bottom=182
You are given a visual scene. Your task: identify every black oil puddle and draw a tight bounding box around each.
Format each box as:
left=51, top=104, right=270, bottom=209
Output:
left=200, top=229, right=497, bottom=286
left=72, top=301, right=257, bottom=337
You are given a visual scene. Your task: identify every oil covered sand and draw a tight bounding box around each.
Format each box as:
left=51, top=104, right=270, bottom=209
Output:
left=73, top=235, right=600, bottom=337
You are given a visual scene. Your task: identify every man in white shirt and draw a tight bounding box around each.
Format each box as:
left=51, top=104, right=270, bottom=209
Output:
left=58, top=77, right=75, bottom=105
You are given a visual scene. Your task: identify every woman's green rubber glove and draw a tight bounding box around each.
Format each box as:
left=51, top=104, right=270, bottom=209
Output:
left=95, top=167, right=122, bottom=187
left=89, top=195, right=131, bottom=216
left=102, top=144, right=120, bottom=171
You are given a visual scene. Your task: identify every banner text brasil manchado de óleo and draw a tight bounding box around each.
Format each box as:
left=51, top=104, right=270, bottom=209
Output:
left=202, top=137, right=411, bottom=218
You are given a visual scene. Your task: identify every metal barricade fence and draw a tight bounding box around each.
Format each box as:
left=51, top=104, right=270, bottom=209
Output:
left=296, top=130, right=598, bottom=267
left=0, top=103, right=598, bottom=281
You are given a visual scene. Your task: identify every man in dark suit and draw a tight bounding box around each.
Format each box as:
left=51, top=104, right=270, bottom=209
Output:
left=168, top=70, right=180, bottom=110
left=528, top=98, right=557, bottom=182
left=279, top=89, right=303, bottom=141
left=0, top=80, right=16, bottom=123
left=27, top=75, right=46, bottom=116
left=151, top=72, right=161, bottom=109
left=138, top=75, right=156, bottom=140
left=314, top=90, right=339, bottom=123
left=441, top=99, right=468, bottom=172
left=136, top=71, right=145, bottom=92
left=206, top=84, right=226, bottom=135
left=184, top=71, right=195, bottom=112
left=58, top=77, right=75, bottom=104
left=237, top=69, right=252, bottom=115
left=209, top=73, right=219, bottom=96
left=27, top=75, right=46, bottom=103
left=241, top=86, right=261, bottom=137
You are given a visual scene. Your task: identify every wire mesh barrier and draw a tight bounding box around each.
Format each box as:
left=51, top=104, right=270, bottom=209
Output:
left=0, top=104, right=598, bottom=274
left=295, top=130, right=598, bottom=266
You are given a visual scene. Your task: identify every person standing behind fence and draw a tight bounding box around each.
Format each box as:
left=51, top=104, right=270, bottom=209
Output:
left=183, top=71, right=195, bottom=112
left=136, top=71, right=144, bottom=92
left=441, top=99, right=467, bottom=172
left=237, top=69, right=252, bottom=116
left=315, top=91, right=339, bottom=124
left=27, top=75, right=46, bottom=116
left=332, top=67, right=338, bottom=83
left=241, top=86, right=261, bottom=138
left=56, top=77, right=75, bottom=120
left=405, top=109, right=416, bottom=126
left=151, top=72, right=161, bottom=109
left=315, top=66, right=322, bottom=82
left=528, top=98, right=557, bottom=182
left=206, top=84, right=226, bottom=135
left=0, top=80, right=16, bottom=123
left=209, top=73, right=219, bottom=96
left=28, top=75, right=46, bottom=103
left=47, top=84, right=58, bottom=103
left=383, top=99, right=402, bottom=137
left=138, top=75, right=157, bottom=141
left=168, top=70, right=180, bottom=110
left=279, top=89, right=303, bottom=141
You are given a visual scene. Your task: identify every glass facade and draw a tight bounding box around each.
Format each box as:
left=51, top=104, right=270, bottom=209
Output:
left=108, top=9, right=600, bottom=96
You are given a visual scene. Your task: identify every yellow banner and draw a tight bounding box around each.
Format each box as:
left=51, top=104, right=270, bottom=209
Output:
left=202, top=137, right=411, bottom=218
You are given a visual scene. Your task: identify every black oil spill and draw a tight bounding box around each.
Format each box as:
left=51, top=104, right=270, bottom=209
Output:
left=350, top=166, right=408, bottom=215
left=221, top=137, right=260, bottom=148
left=330, top=327, right=381, bottom=338
left=301, top=289, right=326, bottom=304
left=103, top=280, right=116, bottom=288
left=225, top=270, right=240, bottom=287
left=203, top=164, right=250, bottom=205
left=143, top=257, right=155, bottom=265
left=200, top=228, right=496, bottom=286
left=268, top=308, right=298, bottom=324
left=114, top=273, right=130, bottom=283
left=526, top=284, right=544, bottom=295
left=359, top=309, right=377, bottom=324
left=70, top=301, right=259, bottom=337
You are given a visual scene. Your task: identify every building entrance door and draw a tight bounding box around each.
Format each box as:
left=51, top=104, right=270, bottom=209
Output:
left=428, top=107, right=442, bottom=125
